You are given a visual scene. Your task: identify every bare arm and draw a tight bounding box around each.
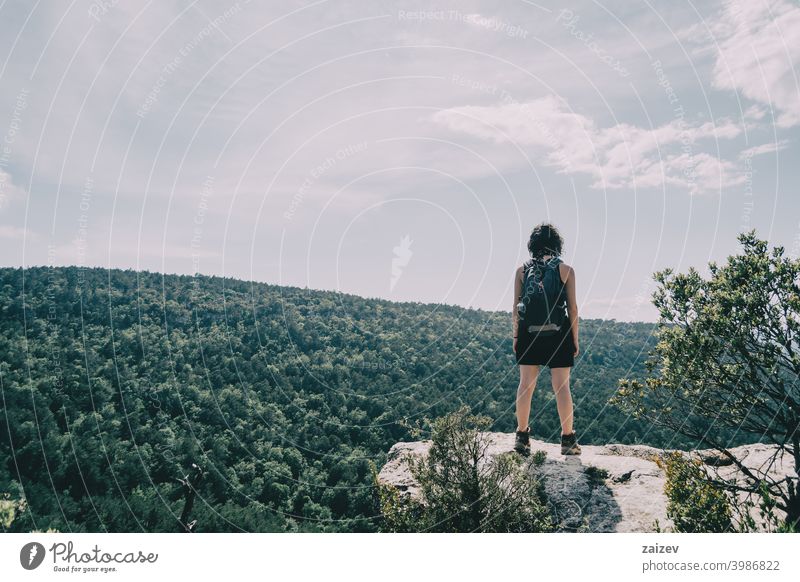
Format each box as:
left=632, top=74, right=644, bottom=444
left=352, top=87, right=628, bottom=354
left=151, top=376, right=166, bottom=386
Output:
left=512, top=266, right=523, bottom=346
left=563, top=264, right=579, bottom=354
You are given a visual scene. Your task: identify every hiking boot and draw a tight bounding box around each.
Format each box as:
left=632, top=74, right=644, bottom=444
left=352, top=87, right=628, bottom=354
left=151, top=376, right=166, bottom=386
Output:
left=561, top=431, right=581, bottom=455
left=514, top=427, right=531, bottom=456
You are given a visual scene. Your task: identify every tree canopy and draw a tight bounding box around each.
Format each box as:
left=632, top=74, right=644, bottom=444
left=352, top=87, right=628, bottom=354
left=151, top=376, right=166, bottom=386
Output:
left=0, top=264, right=753, bottom=532
left=612, top=230, right=800, bottom=530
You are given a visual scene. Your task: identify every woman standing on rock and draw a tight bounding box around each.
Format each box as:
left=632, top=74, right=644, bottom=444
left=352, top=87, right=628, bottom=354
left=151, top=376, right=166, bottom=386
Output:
left=512, top=223, right=581, bottom=456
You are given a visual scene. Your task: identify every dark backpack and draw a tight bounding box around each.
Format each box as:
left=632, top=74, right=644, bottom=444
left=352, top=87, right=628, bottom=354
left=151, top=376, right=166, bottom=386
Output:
left=517, top=257, right=567, bottom=337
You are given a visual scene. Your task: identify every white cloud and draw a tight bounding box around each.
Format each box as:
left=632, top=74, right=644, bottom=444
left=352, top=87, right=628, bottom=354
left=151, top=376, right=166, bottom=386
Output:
left=0, top=169, right=27, bottom=211
left=743, top=104, right=768, bottom=121
left=739, top=139, right=790, bottom=158
left=432, top=96, right=745, bottom=194
left=706, top=0, right=800, bottom=128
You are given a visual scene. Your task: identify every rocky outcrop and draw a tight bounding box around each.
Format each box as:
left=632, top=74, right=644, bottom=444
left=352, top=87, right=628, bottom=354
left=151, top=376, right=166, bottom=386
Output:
left=377, top=433, right=794, bottom=532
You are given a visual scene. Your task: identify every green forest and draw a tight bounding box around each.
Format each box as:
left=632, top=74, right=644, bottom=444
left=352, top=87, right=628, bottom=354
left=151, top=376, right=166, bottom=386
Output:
left=0, top=266, right=755, bottom=532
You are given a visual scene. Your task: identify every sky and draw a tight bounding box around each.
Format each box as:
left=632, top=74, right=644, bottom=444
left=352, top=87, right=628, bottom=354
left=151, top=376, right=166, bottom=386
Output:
left=0, top=0, right=798, bottom=322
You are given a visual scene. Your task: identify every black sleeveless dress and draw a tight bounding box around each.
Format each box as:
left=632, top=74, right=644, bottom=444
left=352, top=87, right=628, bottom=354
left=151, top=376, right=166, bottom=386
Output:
left=514, top=260, right=575, bottom=368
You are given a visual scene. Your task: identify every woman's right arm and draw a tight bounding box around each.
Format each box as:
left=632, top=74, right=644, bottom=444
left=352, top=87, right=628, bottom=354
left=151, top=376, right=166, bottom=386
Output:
left=512, top=266, right=523, bottom=351
left=564, top=265, right=579, bottom=355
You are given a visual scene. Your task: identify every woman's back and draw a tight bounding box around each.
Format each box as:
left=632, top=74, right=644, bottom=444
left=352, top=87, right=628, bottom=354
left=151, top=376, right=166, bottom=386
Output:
left=513, top=222, right=581, bottom=456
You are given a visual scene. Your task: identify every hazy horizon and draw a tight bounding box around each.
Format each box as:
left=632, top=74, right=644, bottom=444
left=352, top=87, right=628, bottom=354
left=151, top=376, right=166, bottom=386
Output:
left=3, top=260, right=667, bottom=324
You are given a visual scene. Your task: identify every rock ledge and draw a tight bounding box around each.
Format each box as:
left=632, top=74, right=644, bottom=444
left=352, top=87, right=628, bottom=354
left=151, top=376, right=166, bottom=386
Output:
left=377, top=433, right=792, bottom=532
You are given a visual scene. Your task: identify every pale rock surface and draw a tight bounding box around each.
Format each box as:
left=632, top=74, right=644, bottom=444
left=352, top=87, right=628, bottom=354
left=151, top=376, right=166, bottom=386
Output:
left=377, top=433, right=795, bottom=532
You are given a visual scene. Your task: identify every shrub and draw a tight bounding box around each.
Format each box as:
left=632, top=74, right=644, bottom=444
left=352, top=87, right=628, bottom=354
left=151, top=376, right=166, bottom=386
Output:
left=612, top=230, right=800, bottom=530
left=658, top=452, right=732, bottom=532
left=377, top=406, right=554, bottom=532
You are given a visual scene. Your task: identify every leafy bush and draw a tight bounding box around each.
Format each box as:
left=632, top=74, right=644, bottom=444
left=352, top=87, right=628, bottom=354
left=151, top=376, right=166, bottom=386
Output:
left=584, top=466, right=610, bottom=488
left=377, top=406, right=554, bottom=532
left=0, top=492, right=25, bottom=530
left=613, top=230, right=800, bottom=531
left=732, top=480, right=799, bottom=533
left=658, top=452, right=732, bottom=533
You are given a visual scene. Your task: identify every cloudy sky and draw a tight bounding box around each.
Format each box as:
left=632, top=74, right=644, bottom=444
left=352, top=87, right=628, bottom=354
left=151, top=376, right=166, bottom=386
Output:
left=0, top=0, right=798, bottom=322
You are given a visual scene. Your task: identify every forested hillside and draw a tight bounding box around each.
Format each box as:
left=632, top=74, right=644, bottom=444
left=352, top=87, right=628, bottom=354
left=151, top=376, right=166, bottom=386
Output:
left=0, top=266, right=749, bottom=532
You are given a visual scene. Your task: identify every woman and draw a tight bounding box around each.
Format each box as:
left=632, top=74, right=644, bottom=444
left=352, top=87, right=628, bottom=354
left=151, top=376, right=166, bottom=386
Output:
left=512, top=223, right=581, bottom=456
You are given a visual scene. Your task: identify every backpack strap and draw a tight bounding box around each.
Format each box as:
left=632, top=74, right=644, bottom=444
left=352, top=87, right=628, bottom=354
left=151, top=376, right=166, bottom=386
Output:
left=526, top=323, right=561, bottom=333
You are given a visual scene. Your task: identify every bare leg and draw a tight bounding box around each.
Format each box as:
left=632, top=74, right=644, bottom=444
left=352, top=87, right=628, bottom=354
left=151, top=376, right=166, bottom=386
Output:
left=551, top=367, right=575, bottom=435
left=515, top=364, right=540, bottom=431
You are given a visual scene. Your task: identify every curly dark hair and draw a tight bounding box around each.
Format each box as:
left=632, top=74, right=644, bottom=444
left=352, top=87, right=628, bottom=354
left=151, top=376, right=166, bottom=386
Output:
left=527, top=222, right=564, bottom=258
